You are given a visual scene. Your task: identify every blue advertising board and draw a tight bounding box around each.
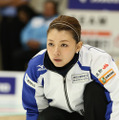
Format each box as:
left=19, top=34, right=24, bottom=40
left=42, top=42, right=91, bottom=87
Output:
left=68, top=0, right=119, bottom=10
left=0, top=77, right=15, bottom=94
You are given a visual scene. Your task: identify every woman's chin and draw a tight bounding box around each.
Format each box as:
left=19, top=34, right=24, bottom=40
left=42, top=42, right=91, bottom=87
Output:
left=53, top=62, right=64, bottom=67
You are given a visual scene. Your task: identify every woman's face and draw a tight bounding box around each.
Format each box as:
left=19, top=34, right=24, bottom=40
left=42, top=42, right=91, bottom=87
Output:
left=47, top=29, right=82, bottom=67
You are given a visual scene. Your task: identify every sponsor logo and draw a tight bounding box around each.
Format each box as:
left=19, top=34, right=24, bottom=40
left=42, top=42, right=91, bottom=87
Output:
left=102, top=64, right=109, bottom=69
left=79, top=0, right=87, bottom=3
left=37, top=65, right=46, bottom=71
left=0, top=77, right=15, bottom=94
left=91, top=0, right=119, bottom=4
left=96, top=68, right=103, bottom=77
left=72, top=73, right=89, bottom=83
left=69, top=0, right=119, bottom=10
left=96, top=63, right=109, bottom=77
left=25, top=74, right=36, bottom=89
left=0, top=83, right=11, bottom=93
left=99, top=69, right=116, bottom=85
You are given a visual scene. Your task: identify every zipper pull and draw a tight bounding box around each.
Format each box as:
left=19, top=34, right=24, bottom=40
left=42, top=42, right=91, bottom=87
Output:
left=63, top=77, right=66, bottom=83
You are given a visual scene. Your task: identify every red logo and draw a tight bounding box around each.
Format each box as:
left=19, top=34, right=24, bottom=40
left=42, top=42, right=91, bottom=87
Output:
left=103, top=64, right=109, bottom=69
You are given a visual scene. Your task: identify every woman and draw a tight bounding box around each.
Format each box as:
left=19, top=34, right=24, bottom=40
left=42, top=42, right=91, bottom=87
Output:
left=22, top=15, right=119, bottom=120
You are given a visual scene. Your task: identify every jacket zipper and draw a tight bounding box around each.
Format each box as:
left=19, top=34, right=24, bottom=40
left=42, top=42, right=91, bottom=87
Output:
left=63, top=77, right=74, bottom=112
left=45, top=63, right=76, bottom=112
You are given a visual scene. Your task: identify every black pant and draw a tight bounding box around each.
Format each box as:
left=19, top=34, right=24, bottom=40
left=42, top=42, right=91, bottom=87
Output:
left=84, top=81, right=108, bottom=120
left=37, top=107, right=84, bottom=120
left=37, top=81, right=108, bottom=120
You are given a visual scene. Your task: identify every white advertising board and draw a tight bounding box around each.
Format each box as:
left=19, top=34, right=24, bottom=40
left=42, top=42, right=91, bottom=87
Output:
left=0, top=71, right=25, bottom=116
left=64, top=10, right=119, bottom=56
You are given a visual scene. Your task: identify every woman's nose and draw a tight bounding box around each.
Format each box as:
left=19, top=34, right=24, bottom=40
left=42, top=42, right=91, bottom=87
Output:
left=54, top=47, right=60, bottom=56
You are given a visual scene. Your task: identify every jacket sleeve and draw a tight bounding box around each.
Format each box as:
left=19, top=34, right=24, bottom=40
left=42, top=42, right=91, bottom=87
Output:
left=90, top=53, right=119, bottom=120
left=22, top=59, right=49, bottom=120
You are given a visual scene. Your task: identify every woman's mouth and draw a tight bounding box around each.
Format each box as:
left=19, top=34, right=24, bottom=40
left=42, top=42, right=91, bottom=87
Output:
left=54, top=59, right=62, bottom=62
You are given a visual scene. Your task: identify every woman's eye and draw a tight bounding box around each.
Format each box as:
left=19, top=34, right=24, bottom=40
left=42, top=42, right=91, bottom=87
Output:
left=48, top=43, right=54, bottom=46
left=61, top=44, right=68, bottom=47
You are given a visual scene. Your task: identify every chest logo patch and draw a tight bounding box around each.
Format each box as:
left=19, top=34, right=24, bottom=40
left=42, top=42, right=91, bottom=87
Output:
left=99, top=69, right=116, bottom=85
left=72, top=73, right=89, bottom=83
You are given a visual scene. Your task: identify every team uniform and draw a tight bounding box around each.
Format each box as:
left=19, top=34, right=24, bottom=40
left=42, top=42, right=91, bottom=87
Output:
left=22, top=44, right=119, bottom=120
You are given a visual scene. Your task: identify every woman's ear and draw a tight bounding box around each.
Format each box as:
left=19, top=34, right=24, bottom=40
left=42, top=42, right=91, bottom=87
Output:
left=76, top=41, right=83, bottom=53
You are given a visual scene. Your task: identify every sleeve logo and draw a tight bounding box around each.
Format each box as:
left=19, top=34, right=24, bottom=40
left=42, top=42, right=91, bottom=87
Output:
left=25, top=74, right=36, bottom=89
left=99, top=69, right=116, bottom=85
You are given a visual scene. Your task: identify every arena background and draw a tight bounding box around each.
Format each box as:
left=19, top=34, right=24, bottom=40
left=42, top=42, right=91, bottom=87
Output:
left=0, top=0, right=119, bottom=120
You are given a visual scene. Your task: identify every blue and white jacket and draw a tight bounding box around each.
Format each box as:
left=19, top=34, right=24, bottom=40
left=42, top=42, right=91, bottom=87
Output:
left=22, top=44, right=119, bottom=120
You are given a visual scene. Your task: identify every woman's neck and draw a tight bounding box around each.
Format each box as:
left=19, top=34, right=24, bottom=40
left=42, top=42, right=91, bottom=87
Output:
left=44, top=51, right=79, bottom=77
